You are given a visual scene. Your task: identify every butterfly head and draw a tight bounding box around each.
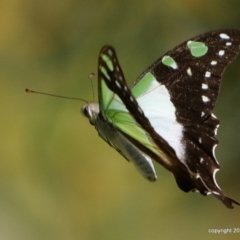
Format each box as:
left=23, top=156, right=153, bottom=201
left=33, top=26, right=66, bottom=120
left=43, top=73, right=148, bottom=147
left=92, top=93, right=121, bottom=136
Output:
left=81, top=102, right=100, bottom=125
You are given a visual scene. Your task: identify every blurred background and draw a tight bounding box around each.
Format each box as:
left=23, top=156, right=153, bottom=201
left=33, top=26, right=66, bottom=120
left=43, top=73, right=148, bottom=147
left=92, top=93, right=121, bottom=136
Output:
left=1, top=0, right=240, bottom=239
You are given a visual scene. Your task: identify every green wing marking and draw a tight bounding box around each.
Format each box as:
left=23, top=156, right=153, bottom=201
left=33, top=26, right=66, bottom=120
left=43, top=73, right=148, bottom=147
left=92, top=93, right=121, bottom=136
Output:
left=131, top=72, right=154, bottom=98
left=187, top=41, right=208, bottom=57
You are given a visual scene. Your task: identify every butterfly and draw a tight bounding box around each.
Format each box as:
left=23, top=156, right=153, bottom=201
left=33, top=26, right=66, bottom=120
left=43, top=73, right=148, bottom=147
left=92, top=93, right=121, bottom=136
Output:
left=82, top=29, right=240, bottom=208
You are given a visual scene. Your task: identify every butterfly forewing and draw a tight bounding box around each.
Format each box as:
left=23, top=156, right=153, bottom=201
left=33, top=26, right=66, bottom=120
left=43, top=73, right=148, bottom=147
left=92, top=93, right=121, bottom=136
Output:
left=98, top=47, right=156, bottom=155
left=98, top=46, right=178, bottom=168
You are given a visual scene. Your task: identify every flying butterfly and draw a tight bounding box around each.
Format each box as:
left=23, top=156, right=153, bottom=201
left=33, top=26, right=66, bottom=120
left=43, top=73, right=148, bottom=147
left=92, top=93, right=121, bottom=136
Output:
left=82, top=29, right=240, bottom=209
left=27, top=29, right=240, bottom=208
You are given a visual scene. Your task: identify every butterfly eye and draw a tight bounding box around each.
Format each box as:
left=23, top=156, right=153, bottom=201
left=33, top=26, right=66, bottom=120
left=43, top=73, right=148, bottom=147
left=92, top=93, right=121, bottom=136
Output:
left=81, top=105, right=94, bottom=126
left=81, top=105, right=90, bottom=118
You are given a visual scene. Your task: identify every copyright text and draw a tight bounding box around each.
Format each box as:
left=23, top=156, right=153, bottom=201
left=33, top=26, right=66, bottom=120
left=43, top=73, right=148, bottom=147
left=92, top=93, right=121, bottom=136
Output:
left=208, top=228, right=240, bottom=234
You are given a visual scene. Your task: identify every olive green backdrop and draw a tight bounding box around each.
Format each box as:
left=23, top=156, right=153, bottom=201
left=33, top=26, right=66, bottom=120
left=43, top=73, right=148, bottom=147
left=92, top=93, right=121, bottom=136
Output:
left=1, top=0, right=240, bottom=239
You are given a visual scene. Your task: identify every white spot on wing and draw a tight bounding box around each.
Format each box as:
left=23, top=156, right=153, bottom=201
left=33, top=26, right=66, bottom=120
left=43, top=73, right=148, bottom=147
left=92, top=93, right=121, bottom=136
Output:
left=219, top=33, right=230, bottom=39
left=211, top=113, right=217, bottom=119
left=186, top=67, right=192, bottom=76
left=137, top=106, right=143, bottom=114
left=213, top=169, right=221, bottom=190
left=202, top=95, right=210, bottom=102
left=212, top=144, right=219, bottom=164
left=214, top=124, right=219, bottom=135
left=199, top=138, right=202, bottom=143
left=201, top=112, right=205, bottom=117
left=205, top=71, right=211, bottom=78
left=193, top=189, right=200, bottom=193
left=202, top=83, right=208, bottom=89
left=200, top=158, right=204, bottom=163
left=226, top=42, right=232, bottom=46
left=115, top=80, right=121, bottom=88
left=218, top=50, right=225, bottom=56
left=107, top=48, right=113, bottom=56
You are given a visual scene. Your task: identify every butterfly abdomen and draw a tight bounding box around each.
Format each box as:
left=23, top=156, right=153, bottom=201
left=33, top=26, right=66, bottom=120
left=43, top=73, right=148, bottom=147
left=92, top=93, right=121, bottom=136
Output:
left=94, top=113, right=157, bottom=181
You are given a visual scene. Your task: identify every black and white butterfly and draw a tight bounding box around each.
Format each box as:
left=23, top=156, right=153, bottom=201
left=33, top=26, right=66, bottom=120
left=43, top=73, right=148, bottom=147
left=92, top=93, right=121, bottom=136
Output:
left=82, top=29, right=240, bottom=208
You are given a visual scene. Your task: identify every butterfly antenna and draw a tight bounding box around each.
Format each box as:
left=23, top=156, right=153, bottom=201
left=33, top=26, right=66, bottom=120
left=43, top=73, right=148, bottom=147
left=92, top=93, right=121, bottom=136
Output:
left=88, top=73, right=95, bottom=100
left=25, top=88, right=88, bottom=104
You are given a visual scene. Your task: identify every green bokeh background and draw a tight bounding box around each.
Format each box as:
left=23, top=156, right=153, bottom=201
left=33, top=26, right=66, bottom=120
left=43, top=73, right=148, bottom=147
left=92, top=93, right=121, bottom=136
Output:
left=1, top=0, right=240, bottom=239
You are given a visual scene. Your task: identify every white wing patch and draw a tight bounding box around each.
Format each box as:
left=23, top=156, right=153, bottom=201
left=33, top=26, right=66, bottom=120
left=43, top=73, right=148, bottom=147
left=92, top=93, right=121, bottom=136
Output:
left=133, top=73, right=185, bottom=161
left=103, top=72, right=185, bottom=162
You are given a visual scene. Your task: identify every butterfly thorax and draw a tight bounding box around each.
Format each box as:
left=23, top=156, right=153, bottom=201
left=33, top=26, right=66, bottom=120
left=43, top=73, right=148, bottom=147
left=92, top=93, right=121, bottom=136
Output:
left=82, top=101, right=127, bottom=150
